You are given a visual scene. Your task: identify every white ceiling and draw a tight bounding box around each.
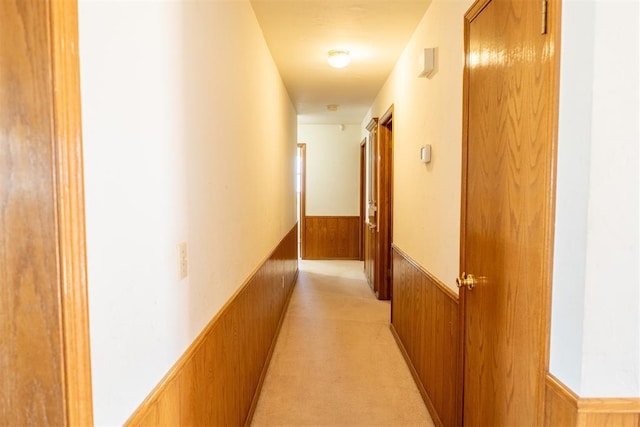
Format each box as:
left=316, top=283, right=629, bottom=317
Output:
left=250, top=0, right=431, bottom=125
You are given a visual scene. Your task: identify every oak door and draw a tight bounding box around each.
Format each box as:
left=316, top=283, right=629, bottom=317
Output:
left=460, top=0, right=559, bottom=424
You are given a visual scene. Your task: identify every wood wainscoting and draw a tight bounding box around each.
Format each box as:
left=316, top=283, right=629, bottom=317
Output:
left=126, top=224, right=298, bottom=427
left=390, top=247, right=460, bottom=427
left=545, top=374, right=640, bottom=426
left=303, top=216, right=360, bottom=260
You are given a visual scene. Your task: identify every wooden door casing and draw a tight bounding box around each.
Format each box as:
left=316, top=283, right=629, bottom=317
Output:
left=364, top=119, right=378, bottom=291
left=359, top=139, right=366, bottom=261
left=375, top=108, right=393, bottom=301
left=460, top=0, right=560, bottom=424
left=0, top=0, right=93, bottom=425
left=298, top=143, right=306, bottom=259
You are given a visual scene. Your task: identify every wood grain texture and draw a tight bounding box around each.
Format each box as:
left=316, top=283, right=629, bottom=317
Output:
left=49, top=0, right=94, bottom=424
left=391, top=247, right=459, bottom=427
left=374, top=108, right=393, bottom=301
left=126, top=225, right=298, bottom=427
left=581, top=413, right=640, bottom=427
left=1, top=1, right=66, bottom=424
left=544, top=374, right=640, bottom=427
left=303, top=216, right=360, bottom=260
left=460, top=0, right=561, bottom=423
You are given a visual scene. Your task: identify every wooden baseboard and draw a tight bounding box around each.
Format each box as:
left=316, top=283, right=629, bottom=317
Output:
left=391, top=246, right=460, bottom=427
left=303, top=216, right=360, bottom=259
left=545, top=373, right=640, bottom=426
left=125, top=224, right=298, bottom=426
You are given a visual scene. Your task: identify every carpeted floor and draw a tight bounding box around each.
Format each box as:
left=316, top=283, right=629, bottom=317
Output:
left=250, top=260, right=434, bottom=427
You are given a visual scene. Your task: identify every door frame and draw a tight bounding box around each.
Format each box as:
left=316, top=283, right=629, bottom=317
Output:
left=297, top=143, right=307, bottom=259
left=359, top=138, right=366, bottom=261
left=458, top=0, right=562, bottom=422
left=376, top=106, right=394, bottom=300
left=51, top=1, right=94, bottom=423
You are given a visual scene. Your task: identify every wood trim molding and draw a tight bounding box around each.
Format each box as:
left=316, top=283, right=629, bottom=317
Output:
left=126, top=225, right=299, bottom=426
left=578, top=399, right=640, bottom=413
left=49, top=0, right=94, bottom=424
left=544, top=373, right=640, bottom=426
left=546, top=374, right=579, bottom=407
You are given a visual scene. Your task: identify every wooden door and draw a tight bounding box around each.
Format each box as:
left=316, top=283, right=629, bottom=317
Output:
left=460, top=0, right=560, bottom=424
left=375, top=109, right=393, bottom=301
left=0, top=1, right=93, bottom=424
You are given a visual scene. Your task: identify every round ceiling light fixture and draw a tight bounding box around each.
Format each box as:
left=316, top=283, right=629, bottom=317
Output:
left=327, top=50, right=351, bottom=68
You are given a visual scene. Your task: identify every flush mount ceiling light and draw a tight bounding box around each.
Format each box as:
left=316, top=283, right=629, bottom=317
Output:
left=327, top=50, right=351, bottom=68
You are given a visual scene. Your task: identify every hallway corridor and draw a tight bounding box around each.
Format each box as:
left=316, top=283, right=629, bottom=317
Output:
left=251, top=261, right=434, bottom=426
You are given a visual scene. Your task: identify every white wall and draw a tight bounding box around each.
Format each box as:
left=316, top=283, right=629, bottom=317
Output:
left=299, top=124, right=362, bottom=216
left=551, top=0, right=639, bottom=397
left=362, top=0, right=474, bottom=292
left=79, top=1, right=297, bottom=424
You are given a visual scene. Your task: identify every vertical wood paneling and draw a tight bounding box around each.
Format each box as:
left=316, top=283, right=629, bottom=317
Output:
left=390, top=247, right=460, bottom=427
left=126, top=224, right=299, bottom=427
left=304, top=216, right=360, bottom=259
left=544, top=374, right=640, bottom=426
left=364, top=225, right=376, bottom=290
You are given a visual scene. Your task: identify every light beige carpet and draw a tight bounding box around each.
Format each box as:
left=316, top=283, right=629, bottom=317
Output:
left=250, top=260, right=434, bottom=427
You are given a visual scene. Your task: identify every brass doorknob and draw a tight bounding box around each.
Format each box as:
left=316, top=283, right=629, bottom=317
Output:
left=456, top=272, right=477, bottom=290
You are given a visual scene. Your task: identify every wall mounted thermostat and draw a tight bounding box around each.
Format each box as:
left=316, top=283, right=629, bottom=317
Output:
left=420, top=145, right=432, bottom=163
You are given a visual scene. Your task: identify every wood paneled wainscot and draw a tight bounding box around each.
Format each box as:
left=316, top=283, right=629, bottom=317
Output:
left=545, top=374, right=640, bottom=426
left=390, top=247, right=460, bottom=427
left=303, top=216, right=360, bottom=260
left=126, top=225, right=298, bottom=427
